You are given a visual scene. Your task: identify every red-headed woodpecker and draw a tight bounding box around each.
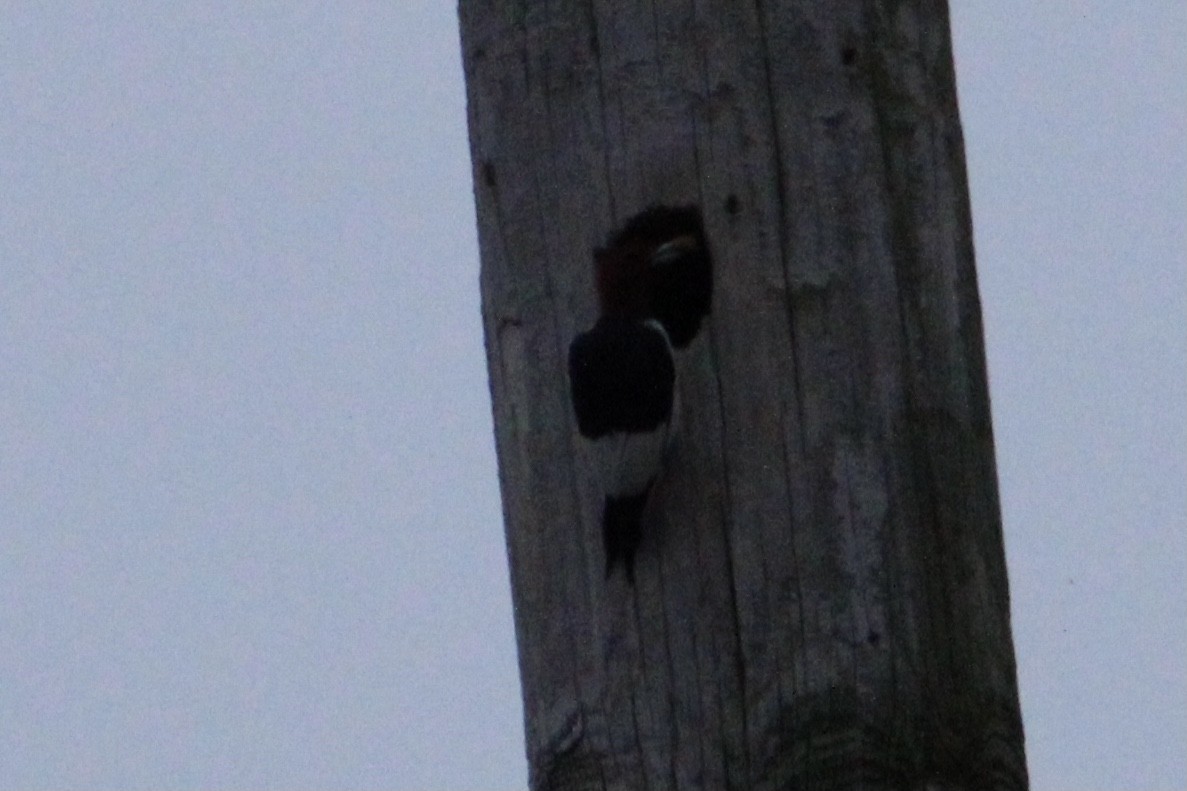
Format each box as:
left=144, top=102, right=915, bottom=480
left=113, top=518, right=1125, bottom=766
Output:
left=568, top=205, right=712, bottom=583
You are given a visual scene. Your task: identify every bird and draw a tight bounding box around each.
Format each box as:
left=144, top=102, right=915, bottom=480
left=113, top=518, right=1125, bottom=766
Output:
left=568, top=205, right=712, bottom=583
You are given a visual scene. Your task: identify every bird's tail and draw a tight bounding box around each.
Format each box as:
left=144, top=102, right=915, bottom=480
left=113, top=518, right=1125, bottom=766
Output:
left=603, top=490, right=650, bottom=585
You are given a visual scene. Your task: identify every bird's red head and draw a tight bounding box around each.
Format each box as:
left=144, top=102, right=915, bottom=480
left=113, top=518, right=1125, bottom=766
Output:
left=594, top=239, right=651, bottom=318
left=592, top=204, right=712, bottom=346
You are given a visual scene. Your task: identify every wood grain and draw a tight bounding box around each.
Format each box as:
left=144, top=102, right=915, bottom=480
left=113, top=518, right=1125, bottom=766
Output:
left=459, top=1, right=1027, bottom=788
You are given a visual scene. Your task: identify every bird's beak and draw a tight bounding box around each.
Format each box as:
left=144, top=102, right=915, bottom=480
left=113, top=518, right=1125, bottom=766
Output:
left=649, top=235, right=698, bottom=267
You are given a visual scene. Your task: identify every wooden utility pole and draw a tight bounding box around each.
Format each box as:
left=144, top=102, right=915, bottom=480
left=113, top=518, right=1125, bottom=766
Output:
left=459, top=1, right=1027, bottom=788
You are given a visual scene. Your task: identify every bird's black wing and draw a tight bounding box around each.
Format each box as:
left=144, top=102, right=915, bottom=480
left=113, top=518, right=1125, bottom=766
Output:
left=568, top=317, right=675, bottom=440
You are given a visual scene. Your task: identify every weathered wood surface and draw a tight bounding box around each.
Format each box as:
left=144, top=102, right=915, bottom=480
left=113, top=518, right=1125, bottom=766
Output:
left=458, top=1, right=1027, bottom=788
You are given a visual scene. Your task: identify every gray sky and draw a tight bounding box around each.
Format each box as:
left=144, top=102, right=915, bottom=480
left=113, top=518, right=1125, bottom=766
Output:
left=0, top=3, right=1182, bottom=790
